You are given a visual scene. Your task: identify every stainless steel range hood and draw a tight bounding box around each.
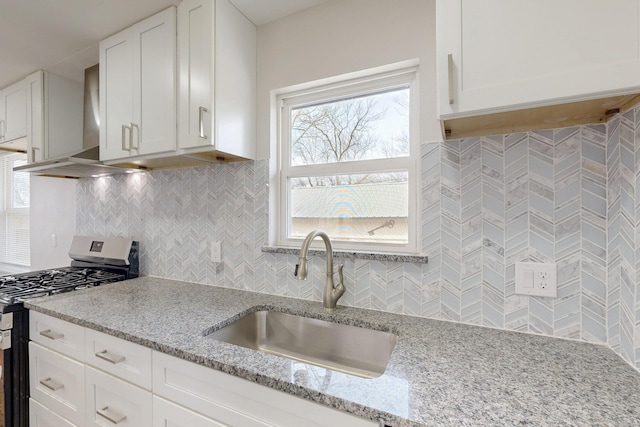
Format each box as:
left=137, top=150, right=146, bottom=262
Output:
left=14, top=64, right=128, bottom=178
left=14, top=145, right=124, bottom=178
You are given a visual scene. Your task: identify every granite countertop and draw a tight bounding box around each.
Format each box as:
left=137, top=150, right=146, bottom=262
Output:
left=25, top=277, right=640, bottom=426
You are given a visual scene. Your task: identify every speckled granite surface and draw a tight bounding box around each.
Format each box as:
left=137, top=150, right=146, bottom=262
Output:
left=25, top=277, right=640, bottom=426
left=261, top=246, right=429, bottom=264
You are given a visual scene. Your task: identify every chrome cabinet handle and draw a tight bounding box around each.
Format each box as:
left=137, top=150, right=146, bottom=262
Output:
left=95, top=349, right=126, bottom=365
left=0, top=119, right=5, bottom=139
left=39, top=329, right=64, bottom=340
left=39, top=377, right=64, bottom=391
left=121, top=124, right=131, bottom=151
left=97, top=406, right=126, bottom=424
left=447, top=53, right=455, bottom=105
left=31, top=147, right=40, bottom=163
left=130, top=123, right=140, bottom=150
left=198, top=106, right=208, bottom=139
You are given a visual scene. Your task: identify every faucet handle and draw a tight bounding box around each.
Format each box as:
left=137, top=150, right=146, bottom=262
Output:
left=294, top=257, right=308, bottom=280
left=337, top=264, right=344, bottom=286
left=334, top=264, right=346, bottom=300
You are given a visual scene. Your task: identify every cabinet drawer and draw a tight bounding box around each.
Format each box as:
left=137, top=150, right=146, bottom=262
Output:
left=30, top=311, right=85, bottom=361
left=29, top=342, right=85, bottom=426
left=85, top=328, right=152, bottom=390
left=85, top=366, right=152, bottom=427
left=153, top=396, right=225, bottom=427
left=30, top=398, right=78, bottom=427
left=153, top=352, right=376, bottom=427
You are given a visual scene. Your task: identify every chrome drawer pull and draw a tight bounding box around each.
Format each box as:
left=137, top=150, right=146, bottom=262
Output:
left=447, top=53, right=455, bottom=105
left=130, top=122, right=140, bottom=149
left=121, top=124, right=131, bottom=151
left=198, top=106, right=208, bottom=139
left=39, top=377, right=64, bottom=391
left=97, top=406, right=126, bottom=424
left=95, top=349, right=126, bottom=365
left=39, top=329, right=64, bottom=340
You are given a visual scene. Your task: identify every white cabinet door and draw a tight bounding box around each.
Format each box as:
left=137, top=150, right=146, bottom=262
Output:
left=134, top=6, right=176, bottom=156
left=153, top=396, right=226, bottom=427
left=84, top=328, right=152, bottom=390
left=85, top=366, right=152, bottom=427
left=177, top=0, right=213, bottom=150
left=100, top=28, right=135, bottom=161
left=30, top=310, right=86, bottom=362
left=153, top=352, right=376, bottom=427
left=177, top=0, right=256, bottom=159
left=438, top=0, right=640, bottom=118
left=30, top=399, right=78, bottom=427
left=29, top=342, right=85, bottom=426
left=25, top=71, right=44, bottom=162
left=100, top=6, right=176, bottom=162
left=25, top=71, right=84, bottom=163
left=0, top=80, right=27, bottom=142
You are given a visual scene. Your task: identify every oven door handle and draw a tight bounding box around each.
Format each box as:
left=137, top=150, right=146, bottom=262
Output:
left=39, top=329, right=64, bottom=341
left=39, top=377, right=64, bottom=391
left=95, top=349, right=126, bottom=365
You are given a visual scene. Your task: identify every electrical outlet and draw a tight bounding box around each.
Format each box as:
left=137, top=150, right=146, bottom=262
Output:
left=515, top=262, right=557, bottom=298
left=210, top=241, right=222, bottom=263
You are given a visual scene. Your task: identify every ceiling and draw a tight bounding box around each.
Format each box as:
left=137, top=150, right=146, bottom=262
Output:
left=0, top=0, right=328, bottom=88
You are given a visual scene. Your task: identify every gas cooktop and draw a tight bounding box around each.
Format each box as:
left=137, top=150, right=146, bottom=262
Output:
left=0, top=267, right=126, bottom=304
left=0, top=235, right=139, bottom=306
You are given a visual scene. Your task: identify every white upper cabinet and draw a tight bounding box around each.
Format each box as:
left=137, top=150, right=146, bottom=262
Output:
left=437, top=0, right=640, bottom=119
left=0, top=80, right=27, bottom=144
left=100, top=7, right=176, bottom=162
left=25, top=70, right=84, bottom=163
left=178, top=0, right=256, bottom=161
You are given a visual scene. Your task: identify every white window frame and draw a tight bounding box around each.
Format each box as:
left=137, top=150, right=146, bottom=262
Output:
left=275, top=66, right=420, bottom=254
left=0, top=153, right=30, bottom=268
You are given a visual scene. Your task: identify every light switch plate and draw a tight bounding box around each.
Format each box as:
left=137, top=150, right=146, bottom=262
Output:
left=210, top=241, right=222, bottom=263
left=515, top=262, right=557, bottom=298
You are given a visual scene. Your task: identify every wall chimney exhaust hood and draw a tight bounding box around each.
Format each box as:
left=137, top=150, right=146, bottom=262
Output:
left=14, top=64, right=131, bottom=178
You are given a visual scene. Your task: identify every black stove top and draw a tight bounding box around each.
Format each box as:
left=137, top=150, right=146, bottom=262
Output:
left=0, top=266, right=126, bottom=305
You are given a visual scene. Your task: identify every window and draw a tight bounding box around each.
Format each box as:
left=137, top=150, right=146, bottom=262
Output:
left=0, top=153, right=30, bottom=267
left=277, top=67, right=419, bottom=253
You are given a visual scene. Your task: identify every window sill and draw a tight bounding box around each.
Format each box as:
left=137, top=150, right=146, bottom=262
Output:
left=261, top=246, right=428, bottom=264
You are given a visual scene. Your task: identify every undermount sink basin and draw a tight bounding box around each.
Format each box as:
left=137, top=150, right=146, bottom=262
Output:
left=206, top=310, right=397, bottom=379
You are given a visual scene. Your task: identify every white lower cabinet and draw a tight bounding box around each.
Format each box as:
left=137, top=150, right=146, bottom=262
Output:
left=153, top=396, right=225, bottom=427
left=84, top=328, right=152, bottom=390
left=30, top=398, right=77, bottom=427
left=152, top=352, right=376, bottom=427
left=85, top=366, right=152, bottom=427
left=30, top=310, right=85, bottom=362
left=29, top=342, right=84, bottom=426
left=29, top=313, right=376, bottom=427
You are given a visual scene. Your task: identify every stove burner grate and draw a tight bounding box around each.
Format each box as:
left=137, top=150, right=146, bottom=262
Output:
left=0, top=267, right=126, bottom=305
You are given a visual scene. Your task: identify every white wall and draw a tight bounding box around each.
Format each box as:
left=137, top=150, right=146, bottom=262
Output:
left=30, top=176, right=76, bottom=269
left=255, top=0, right=439, bottom=160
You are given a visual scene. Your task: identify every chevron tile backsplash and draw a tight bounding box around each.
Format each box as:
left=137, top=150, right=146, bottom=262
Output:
left=77, top=106, right=640, bottom=370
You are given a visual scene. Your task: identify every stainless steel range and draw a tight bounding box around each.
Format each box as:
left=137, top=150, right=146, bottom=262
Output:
left=0, top=236, right=138, bottom=427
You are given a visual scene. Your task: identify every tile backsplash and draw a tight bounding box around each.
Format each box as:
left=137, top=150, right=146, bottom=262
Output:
left=77, top=106, right=640, bottom=370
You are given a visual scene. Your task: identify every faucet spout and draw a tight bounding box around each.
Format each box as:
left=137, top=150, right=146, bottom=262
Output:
left=294, top=230, right=346, bottom=313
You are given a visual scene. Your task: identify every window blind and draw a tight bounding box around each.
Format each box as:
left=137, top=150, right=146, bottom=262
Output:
left=0, top=153, right=30, bottom=267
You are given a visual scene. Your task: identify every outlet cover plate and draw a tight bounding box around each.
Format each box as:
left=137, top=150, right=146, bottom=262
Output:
left=210, top=241, right=222, bottom=263
left=515, top=262, right=557, bottom=298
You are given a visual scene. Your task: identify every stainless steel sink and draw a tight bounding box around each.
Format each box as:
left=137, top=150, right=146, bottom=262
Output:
left=206, top=310, right=397, bottom=379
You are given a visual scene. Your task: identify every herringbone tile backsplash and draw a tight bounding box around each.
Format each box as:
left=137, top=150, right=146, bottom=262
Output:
left=77, top=107, right=640, bottom=370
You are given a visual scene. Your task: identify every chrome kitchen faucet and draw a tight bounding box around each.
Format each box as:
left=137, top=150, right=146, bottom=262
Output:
left=294, top=230, right=346, bottom=313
